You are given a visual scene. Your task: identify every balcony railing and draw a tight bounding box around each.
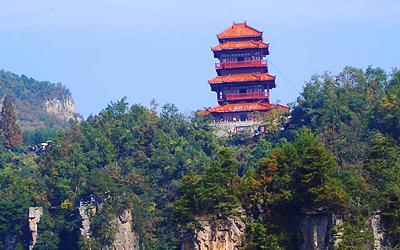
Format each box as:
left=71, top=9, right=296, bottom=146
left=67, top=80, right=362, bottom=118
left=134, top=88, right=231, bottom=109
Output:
left=215, top=60, right=267, bottom=69
left=218, top=92, right=270, bottom=102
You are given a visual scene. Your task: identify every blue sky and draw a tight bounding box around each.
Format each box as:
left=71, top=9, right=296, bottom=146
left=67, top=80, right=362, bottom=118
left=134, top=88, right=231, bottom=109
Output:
left=1, top=0, right=399, bottom=118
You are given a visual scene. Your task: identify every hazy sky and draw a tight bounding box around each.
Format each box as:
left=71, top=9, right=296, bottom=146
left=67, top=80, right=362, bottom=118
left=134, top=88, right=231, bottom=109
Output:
left=1, top=0, right=399, bottom=118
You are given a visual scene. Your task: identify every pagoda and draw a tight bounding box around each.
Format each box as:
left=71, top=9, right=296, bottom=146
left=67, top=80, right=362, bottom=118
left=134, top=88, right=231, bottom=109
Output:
left=200, top=22, right=288, bottom=121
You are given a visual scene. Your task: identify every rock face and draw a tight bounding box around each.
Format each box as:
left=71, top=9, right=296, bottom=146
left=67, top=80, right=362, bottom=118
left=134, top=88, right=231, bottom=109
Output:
left=44, top=95, right=82, bottom=123
left=78, top=206, right=139, bottom=250
left=181, top=217, right=246, bottom=250
left=298, top=210, right=333, bottom=250
left=366, top=212, right=388, bottom=250
left=110, top=210, right=140, bottom=250
left=298, top=209, right=389, bottom=250
left=79, top=205, right=94, bottom=240
left=28, top=207, right=43, bottom=250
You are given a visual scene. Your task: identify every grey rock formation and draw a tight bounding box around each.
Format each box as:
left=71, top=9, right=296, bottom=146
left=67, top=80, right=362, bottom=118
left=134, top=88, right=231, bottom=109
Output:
left=366, top=212, right=388, bottom=250
left=181, top=217, right=245, bottom=250
left=78, top=206, right=139, bottom=250
left=298, top=209, right=389, bottom=250
left=298, top=210, right=333, bottom=250
left=79, top=205, right=94, bottom=240
left=44, top=95, right=82, bottom=123
left=28, top=207, right=43, bottom=250
left=107, top=210, right=139, bottom=250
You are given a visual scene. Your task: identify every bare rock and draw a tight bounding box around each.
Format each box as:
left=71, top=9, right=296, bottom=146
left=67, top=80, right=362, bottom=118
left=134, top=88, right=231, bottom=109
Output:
left=28, top=207, right=43, bottom=250
left=111, top=210, right=139, bottom=250
left=181, top=216, right=246, bottom=250
left=44, top=95, right=82, bottom=123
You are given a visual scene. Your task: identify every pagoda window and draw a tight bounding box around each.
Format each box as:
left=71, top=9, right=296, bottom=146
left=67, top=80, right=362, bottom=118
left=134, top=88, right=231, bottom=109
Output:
left=255, top=84, right=263, bottom=93
left=223, top=86, right=231, bottom=94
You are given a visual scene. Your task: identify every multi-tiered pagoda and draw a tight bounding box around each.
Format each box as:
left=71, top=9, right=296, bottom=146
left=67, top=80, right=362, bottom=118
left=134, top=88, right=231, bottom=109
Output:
left=200, top=22, right=288, bottom=121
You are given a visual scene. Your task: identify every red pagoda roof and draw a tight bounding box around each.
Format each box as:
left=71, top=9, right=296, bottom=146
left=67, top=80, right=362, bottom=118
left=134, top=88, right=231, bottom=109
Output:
left=217, top=22, right=262, bottom=39
left=208, top=73, right=276, bottom=84
left=211, top=40, right=269, bottom=51
left=198, top=102, right=289, bottom=115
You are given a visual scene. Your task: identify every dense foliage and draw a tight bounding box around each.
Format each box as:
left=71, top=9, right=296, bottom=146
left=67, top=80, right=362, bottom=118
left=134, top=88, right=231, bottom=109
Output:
left=0, top=98, right=221, bottom=249
left=0, top=70, right=80, bottom=129
left=1, top=66, right=400, bottom=249
left=0, top=97, right=23, bottom=149
left=173, top=66, right=400, bottom=249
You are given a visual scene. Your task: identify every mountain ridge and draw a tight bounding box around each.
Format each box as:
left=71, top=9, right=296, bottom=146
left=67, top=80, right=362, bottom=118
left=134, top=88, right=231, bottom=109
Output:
left=0, top=69, right=82, bottom=130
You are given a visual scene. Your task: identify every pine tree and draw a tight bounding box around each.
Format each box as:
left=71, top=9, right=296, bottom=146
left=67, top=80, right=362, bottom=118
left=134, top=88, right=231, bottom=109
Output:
left=0, top=97, right=23, bottom=149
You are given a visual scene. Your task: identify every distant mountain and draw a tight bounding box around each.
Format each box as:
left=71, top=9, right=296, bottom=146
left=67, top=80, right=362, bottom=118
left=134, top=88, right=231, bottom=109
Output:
left=0, top=69, right=82, bottom=130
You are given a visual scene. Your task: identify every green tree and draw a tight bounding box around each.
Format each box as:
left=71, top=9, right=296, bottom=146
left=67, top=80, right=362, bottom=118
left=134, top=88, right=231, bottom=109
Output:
left=364, top=132, right=400, bottom=247
left=173, top=148, right=241, bottom=229
left=0, top=97, right=23, bottom=149
left=242, top=128, right=348, bottom=249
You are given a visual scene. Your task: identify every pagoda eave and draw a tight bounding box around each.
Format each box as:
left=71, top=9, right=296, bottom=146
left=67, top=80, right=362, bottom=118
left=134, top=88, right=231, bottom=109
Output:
left=199, top=102, right=289, bottom=115
left=208, top=73, right=276, bottom=84
left=211, top=41, right=269, bottom=52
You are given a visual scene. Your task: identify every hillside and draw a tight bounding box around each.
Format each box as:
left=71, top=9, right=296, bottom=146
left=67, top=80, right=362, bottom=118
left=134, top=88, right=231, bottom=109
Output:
left=0, top=70, right=82, bottom=130
left=1, top=66, right=400, bottom=250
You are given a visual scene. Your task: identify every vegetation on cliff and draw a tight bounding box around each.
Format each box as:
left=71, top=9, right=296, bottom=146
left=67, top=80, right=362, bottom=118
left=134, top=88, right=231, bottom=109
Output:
left=1, top=66, right=400, bottom=249
left=0, top=69, right=81, bottom=130
left=173, top=66, right=400, bottom=249
left=0, top=98, right=222, bottom=249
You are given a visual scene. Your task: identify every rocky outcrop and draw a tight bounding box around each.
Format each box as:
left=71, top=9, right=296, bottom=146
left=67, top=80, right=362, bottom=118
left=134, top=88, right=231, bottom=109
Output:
left=181, top=217, right=246, bottom=250
left=79, top=205, right=94, bottom=240
left=109, top=210, right=139, bottom=250
left=366, top=212, right=388, bottom=250
left=298, top=209, right=333, bottom=250
left=78, top=206, right=139, bottom=250
left=298, top=208, right=389, bottom=250
left=44, top=95, right=82, bottom=123
left=28, top=207, right=43, bottom=250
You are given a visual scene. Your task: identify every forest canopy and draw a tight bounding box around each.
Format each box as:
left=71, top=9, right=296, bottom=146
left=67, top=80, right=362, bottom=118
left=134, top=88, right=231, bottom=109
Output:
left=1, top=66, right=400, bottom=249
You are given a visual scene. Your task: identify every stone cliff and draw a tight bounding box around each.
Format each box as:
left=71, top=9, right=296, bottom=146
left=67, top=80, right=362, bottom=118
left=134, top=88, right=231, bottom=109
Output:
left=44, top=95, right=82, bottom=124
left=181, top=216, right=246, bottom=250
left=367, top=212, right=387, bottom=250
left=298, top=209, right=333, bottom=250
left=298, top=208, right=389, bottom=250
left=78, top=205, right=139, bottom=250
left=0, top=70, right=84, bottom=129
left=28, top=207, right=43, bottom=250
left=109, top=210, right=140, bottom=250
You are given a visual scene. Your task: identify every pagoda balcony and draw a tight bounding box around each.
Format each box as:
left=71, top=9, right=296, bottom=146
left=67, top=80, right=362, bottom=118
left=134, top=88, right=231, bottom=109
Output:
left=218, top=92, right=270, bottom=102
left=215, top=60, right=267, bottom=69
